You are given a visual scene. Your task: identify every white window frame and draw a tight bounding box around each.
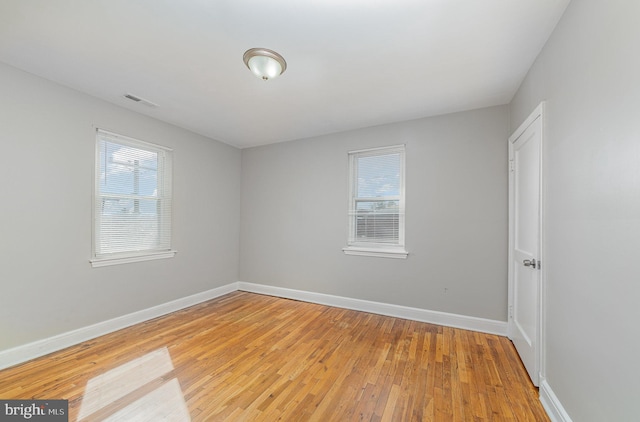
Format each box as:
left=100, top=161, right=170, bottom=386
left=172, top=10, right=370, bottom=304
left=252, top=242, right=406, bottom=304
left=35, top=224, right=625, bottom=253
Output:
left=343, top=144, right=408, bottom=259
left=90, top=129, right=176, bottom=267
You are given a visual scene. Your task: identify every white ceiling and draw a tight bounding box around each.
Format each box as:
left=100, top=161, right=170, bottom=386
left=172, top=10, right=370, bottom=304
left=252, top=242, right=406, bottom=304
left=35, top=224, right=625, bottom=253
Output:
left=0, top=0, right=570, bottom=148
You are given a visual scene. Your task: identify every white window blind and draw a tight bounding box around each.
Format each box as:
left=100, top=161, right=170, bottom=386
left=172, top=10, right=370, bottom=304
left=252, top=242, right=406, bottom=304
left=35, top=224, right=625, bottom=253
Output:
left=92, top=129, right=175, bottom=266
left=344, top=145, right=407, bottom=259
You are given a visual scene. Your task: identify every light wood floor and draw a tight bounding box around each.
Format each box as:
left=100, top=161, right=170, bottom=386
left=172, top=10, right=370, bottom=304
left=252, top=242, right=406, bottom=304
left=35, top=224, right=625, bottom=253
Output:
left=0, top=292, right=548, bottom=421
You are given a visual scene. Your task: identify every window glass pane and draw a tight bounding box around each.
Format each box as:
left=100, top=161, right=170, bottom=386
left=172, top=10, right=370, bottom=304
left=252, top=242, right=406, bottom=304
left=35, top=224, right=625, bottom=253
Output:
left=99, top=141, right=158, bottom=196
left=98, top=209, right=160, bottom=253
left=356, top=153, right=400, bottom=198
left=354, top=200, right=399, bottom=242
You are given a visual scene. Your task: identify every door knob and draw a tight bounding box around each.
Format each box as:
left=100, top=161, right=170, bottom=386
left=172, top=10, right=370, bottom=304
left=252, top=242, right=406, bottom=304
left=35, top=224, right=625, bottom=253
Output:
left=523, top=258, right=537, bottom=269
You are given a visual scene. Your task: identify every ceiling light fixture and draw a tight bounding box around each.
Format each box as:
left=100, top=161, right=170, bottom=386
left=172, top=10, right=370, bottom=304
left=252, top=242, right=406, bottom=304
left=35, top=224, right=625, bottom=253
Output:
left=243, top=48, right=287, bottom=81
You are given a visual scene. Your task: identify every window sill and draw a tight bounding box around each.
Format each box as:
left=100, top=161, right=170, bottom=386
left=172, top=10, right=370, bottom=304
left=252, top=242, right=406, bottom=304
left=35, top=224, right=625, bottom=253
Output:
left=90, top=250, right=177, bottom=268
left=342, top=246, right=408, bottom=259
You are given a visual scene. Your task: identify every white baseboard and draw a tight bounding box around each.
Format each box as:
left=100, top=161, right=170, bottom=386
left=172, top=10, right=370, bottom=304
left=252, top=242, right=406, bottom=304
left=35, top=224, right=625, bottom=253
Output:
left=540, top=378, right=573, bottom=422
left=238, top=282, right=508, bottom=336
left=0, top=282, right=239, bottom=371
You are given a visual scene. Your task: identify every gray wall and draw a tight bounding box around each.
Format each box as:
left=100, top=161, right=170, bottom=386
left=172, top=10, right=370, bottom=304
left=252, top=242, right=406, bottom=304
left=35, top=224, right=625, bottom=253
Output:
left=0, top=63, right=241, bottom=351
left=509, top=0, right=640, bottom=420
left=240, top=106, right=509, bottom=321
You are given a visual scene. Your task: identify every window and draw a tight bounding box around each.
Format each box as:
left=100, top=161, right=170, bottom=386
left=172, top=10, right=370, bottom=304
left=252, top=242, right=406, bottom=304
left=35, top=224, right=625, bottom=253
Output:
left=343, top=145, right=407, bottom=259
left=91, top=129, right=175, bottom=267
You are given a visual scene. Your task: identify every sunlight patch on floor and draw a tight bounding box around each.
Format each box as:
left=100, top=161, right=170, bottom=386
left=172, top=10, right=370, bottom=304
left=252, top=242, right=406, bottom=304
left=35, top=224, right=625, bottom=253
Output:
left=102, top=378, right=190, bottom=422
left=78, top=347, right=189, bottom=421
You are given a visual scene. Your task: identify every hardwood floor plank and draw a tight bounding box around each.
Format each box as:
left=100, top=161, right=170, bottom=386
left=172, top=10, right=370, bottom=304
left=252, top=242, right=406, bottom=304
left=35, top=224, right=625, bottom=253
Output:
left=0, top=292, right=548, bottom=421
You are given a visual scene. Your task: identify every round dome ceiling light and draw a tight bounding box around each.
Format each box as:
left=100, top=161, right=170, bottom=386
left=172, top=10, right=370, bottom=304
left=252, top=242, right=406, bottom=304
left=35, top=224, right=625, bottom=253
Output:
left=243, top=48, right=287, bottom=81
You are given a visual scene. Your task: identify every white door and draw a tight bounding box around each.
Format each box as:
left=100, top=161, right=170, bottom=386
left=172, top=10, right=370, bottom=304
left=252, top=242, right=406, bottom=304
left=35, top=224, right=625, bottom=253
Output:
left=508, top=103, right=544, bottom=386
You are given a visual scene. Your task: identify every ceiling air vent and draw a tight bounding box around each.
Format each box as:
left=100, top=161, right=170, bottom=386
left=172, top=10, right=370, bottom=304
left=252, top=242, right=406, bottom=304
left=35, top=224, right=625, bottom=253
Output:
left=124, top=93, right=159, bottom=108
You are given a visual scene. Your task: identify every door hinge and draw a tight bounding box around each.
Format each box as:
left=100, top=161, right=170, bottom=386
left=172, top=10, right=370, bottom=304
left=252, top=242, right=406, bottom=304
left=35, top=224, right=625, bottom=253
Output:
left=509, top=160, right=515, bottom=172
left=508, top=305, right=514, bottom=319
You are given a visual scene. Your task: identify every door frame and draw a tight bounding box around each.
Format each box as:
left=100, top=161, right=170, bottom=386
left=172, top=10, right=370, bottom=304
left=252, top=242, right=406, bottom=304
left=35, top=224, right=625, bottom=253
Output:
left=508, top=101, right=546, bottom=385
